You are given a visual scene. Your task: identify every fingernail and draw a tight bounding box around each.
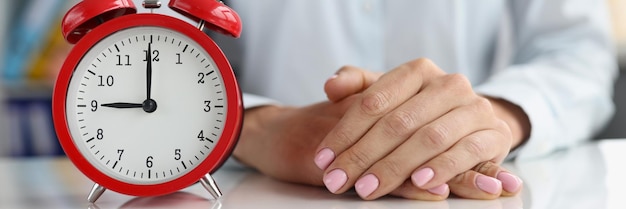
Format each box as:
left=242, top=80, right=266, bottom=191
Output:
left=324, top=169, right=348, bottom=193
left=355, top=174, right=379, bottom=198
left=497, top=172, right=522, bottom=193
left=411, top=167, right=434, bottom=187
left=314, top=148, right=335, bottom=170
left=427, top=184, right=449, bottom=196
left=476, top=175, right=502, bottom=195
left=327, top=74, right=339, bottom=81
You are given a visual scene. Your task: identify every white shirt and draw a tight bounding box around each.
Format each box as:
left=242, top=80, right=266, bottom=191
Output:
left=210, top=0, right=617, bottom=160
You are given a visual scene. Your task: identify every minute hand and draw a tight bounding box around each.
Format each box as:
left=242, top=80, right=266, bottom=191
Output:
left=101, top=102, right=143, bottom=108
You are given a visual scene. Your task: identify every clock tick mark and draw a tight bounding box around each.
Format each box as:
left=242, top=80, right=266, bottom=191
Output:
left=190, top=48, right=194, bottom=54
left=86, top=137, right=94, bottom=143
left=83, top=132, right=88, bottom=136
left=204, top=145, right=210, bottom=150
left=182, top=44, right=188, bottom=52
left=100, top=155, right=105, bottom=160
left=114, top=44, right=120, bottom=52
left=189, top=160, right=194, bottom=165
left=77, top=104, right=86, bottom=108
left=196, top=53, right=200, bottom=58
left=106, top=160, right=110, bottom=165
left=91, top=63, right=97, bottom=68
left=121, top=40, right=125, bottom=46
left=102, top=52, right=107, bottom=57
left=95, top=150, right=100, bottom=155
left=200, top=58, right=206, bottom=63
left=80, top=126, right=86, bottom=129
left=83, top=76, right=89, bottom=80
left=96, top=58, right=101, bottom=62
left=90, top=145, right=95, bottom=149
left=181, top=161, right=187, bottom=169
left=113, top=161, right=118, bottom=169
left=87, top=70, right=96, bottom=75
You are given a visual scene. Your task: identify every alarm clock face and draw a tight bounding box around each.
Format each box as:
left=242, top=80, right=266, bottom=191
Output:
left=64, top=26, right=230, bottom=185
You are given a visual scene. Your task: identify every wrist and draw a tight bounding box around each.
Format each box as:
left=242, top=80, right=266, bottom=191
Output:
left=233, top=105, right=283, bottom=168
left=484, top=97, right=531, bottom=150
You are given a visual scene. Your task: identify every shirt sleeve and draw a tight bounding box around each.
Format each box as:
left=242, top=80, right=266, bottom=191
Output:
left=474, top=0, right=618, bottom=160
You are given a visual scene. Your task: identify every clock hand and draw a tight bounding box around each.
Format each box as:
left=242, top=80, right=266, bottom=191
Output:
left=101, top=102, right=143, bottom=108
left=143, top=42, right=157, bottom=113
left=146, top=42, right=152, bottom=101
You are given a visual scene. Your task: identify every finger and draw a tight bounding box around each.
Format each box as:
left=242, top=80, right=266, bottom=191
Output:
left=347, top=98, right=498, bottom=198
left=470, top=161, right=523, bottom=196
left=322, top=74, right=480, bottom=196
left=324, top=66, right=382, bottom=102
left=315, top=59, right=443, bottom=172
left=411, top=123, right=510, bottom=190
left=448, top=170, right=502, bottom=199
left=385, top=179, right=449, bottom=201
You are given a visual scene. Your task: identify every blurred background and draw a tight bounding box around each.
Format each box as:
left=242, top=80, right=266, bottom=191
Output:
left=0, top=0, right=624, bottom=157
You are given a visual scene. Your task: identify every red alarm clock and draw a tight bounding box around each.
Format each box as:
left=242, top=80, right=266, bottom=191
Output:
left=52, top=0, right=242, bottom=203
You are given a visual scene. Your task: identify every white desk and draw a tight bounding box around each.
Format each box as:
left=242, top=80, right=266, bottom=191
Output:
left=1, top=140, right=625, bottom=209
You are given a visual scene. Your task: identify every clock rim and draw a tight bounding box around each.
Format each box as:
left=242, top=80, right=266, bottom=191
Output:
left=52, top=13, right=242, bottom=196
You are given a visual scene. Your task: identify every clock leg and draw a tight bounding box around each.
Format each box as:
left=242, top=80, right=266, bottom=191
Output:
left=200, top=174, right=222, bottom=199
left=87, top=183, right=106, bottom=203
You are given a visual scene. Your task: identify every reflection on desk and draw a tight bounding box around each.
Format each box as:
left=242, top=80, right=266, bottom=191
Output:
left=1, top=140, right=625, bottom=209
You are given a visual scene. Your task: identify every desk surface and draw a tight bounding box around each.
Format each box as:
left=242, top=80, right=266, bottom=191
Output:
left=1, top=140, right=625, bottom=209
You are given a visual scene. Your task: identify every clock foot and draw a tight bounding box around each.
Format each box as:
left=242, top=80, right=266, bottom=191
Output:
left=200, top=174, right=222, bottom=199
left=87, top=183, right=106, bottom=203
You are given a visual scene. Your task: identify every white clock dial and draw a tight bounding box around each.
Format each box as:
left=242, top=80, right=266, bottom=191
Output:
left=65, top=26, right=227, bottom=184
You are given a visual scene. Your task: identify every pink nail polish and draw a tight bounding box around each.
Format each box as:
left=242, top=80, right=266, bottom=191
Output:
left=324, top=169, right=347, bottom=193
left=314, top=148, right=335, bottom=170
left=411, top=167, right=434, bottom=187
left=327, top=74, right=339, bottom=81
left=497, top=172, right=522, bottom=193
left=427, top=184, right=449, bottom=196
left=355, top=174, right=379, bottom=198
left=476, top=175, right=502, bottom=195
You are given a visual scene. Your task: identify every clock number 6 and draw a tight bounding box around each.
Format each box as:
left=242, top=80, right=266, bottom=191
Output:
left=146, top=156, right=154, bottom=168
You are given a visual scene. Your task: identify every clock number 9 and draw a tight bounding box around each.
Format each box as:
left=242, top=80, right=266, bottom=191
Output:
left=91, top=100, right=98, bottom=112
left=146, top=156, right=154, bottom=168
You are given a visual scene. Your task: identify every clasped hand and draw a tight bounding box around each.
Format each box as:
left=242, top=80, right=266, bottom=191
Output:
left=234, top=58, right=524, bottom=200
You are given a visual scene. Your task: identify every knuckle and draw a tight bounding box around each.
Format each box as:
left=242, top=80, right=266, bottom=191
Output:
left=378, top=159, right=405, bottom=178
left=441, top=74, right=472, bottom=94
left=330, top=124, right=354, bottom=147
left=464, top=136, right=489, bottom=158
left=473, top=161, right=496, bottom=175
left=382, top=110, right=417, bottom=137
left=420, top=124, right=449, bottom=150
left=437, top=153, right=460, bottom=171
left=360, top=90, right=392, bottom=117
left=345, top=148, right=373, bottom=170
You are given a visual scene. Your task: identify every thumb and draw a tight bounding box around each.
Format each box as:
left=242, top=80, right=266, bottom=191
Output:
left=324, top=66, right=382, bottom=102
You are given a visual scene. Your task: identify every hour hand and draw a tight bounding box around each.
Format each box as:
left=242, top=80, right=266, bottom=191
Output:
left=101, top=102, right=143, bottom=108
